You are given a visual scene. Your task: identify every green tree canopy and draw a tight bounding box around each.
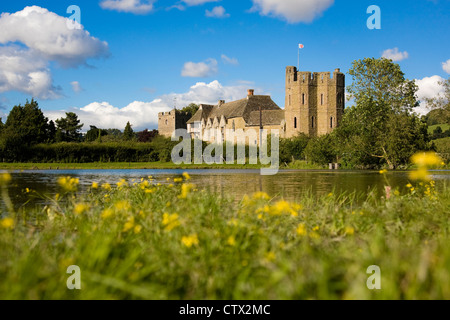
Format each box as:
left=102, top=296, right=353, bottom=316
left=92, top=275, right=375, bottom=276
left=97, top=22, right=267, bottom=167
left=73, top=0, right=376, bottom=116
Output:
left=123, top=122, right=135, bottom=141
left=2, top=99, right=52, bottom=145
left=337, top=58, right=430, bottom=169
left=180, top=103, right=199, bottom=118
left=55, top=112, right=84, bottom=142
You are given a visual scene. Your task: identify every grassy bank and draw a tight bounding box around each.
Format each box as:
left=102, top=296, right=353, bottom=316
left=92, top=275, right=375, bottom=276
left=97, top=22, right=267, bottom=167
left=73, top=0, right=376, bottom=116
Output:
left=0, top=162, right=266, bottom=171
left=0, top=172, right=449, bottom=300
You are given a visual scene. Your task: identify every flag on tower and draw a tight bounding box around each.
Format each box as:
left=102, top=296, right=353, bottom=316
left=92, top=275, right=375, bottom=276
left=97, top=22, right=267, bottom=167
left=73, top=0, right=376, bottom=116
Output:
left=299, top=44, right=304, bottom=49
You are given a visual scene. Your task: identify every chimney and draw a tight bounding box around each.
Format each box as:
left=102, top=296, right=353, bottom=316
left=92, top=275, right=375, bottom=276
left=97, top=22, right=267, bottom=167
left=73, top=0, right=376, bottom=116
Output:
left=334, top=68, right=341, bottom=73
left=247, top=89, right=254, bottom=97
left=218, top=100, right=225, bottom=107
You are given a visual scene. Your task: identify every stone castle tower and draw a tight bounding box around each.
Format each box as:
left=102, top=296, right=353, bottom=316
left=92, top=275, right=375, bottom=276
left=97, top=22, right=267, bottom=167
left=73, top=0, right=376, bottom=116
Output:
left=158, top=110, right=192, bottom=138
left=284, top=66, right=345, bottom=138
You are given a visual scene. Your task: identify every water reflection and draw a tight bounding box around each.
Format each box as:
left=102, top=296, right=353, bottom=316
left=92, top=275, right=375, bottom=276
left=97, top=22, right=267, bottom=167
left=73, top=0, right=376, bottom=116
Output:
left=4, top=169, right=449, bottom=210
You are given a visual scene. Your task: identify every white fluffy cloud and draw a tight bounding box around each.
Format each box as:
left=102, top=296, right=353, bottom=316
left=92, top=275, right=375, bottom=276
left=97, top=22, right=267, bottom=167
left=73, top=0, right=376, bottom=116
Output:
left=100, top=0, right=155, bottom=14
left=0, top=6, right=109, bottom=99
left=382, top=48, right=409, bottom=62
left=443, top=59, right=450, bottom=74
left=181, top=59, right=218, bottom=77
left=415, top=75, right=445, bottom=115
left=206, top=6, right=230, bottom=18
left=45, top=80, right=262, bottom=131
left=0, top=6, right=109, bottom=68
left=0, top=46, right=61, bottom=99
left=250, top=0, right=334, bottom=23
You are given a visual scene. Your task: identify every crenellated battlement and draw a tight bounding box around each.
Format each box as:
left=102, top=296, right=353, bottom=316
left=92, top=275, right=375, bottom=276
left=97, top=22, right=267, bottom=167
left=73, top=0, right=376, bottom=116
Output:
left=285, top=66, right=345, bottom=138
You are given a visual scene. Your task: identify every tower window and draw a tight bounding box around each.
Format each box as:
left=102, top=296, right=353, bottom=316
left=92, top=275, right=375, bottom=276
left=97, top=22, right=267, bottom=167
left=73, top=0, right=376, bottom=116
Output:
left=302, top=94, right=305, bottom=105
left=302, top=74, right=306, bottom=83
left=312, top=116, right=315, bottom=128
left=165, top=119, right=168, bottom=125
left=321, top=94, right=324, bottom=105
left=330, top=117, right=333, bottom=129
left=289, top=95, right=291, bottom=106
left=294, top=117, right=297, bottom=129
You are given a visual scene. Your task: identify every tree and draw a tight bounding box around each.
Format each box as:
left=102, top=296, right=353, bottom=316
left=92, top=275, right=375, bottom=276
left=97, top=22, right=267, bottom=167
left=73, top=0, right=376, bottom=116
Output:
left=55, top=112, right=83, bottom=142
left=337, top=58, right=430, bottom=169
left=123, top=122, right=134, bottom=141
left=137, top=129, right=158, bottom=143
left=424, top=77, right=450, bottom=125
left=2, top=99, right=51, bottom=145
left=181, top=103, right=199, bottom=118
left=85, top=126, right=108, bottom=142
left=0, top=99, right=53, bottom=160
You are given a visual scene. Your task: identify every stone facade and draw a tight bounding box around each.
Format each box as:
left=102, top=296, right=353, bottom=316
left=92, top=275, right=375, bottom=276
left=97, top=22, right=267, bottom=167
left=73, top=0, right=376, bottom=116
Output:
left=158, top=66, right=345, bottom=140
left=186, top=90, right=286, bottom=145
left=285, top=66, right=345, bottom=138
left=158, top=110, right=192, bottom=138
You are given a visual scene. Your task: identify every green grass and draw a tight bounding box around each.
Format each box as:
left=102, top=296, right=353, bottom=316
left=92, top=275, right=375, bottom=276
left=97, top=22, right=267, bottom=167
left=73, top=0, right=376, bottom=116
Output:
left=428, top=124, right=450, bottom=134
left=0, top=174, right=449, bottom=300
left=0, top=162, right=265, bottom=171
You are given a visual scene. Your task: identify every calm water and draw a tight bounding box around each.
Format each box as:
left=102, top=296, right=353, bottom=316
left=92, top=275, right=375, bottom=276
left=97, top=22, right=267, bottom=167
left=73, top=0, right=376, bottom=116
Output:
left=4, top=169, right=450, bottom=209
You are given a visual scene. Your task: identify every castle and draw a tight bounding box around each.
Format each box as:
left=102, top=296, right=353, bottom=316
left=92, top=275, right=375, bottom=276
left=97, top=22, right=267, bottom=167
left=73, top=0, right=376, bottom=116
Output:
left=158, top=66, right=345, bottom=142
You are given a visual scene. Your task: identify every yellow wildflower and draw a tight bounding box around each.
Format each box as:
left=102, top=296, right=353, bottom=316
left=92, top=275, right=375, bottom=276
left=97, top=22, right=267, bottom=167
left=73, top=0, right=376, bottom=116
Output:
left=162, top=213, right=180, bottom=231
left=73, top=203, right=90, bottom=215
left=406, top=183, right=413, bottom=189
left=0, top=217, right=14, bottom=229
left=227, top=236, right=236, bottom=246
left=313, top=226, right=320, bottom=232
left=116, top=179, right=128, bottom=188
left=296, top=223, right=307, bottom=236
left=252, top=192, right=270, bottom=200
left=123, top=217, right=135, bottom=233
left=182, top=172, right=191, bottom=180
left=101, top=208, right=114, bottom=219
left=102, top=183, right=112, bottom=191
left=179, top=183, right=195, bottom=199
left=409, top=168, right=430, bottom=181
left=411, top=152, right=442, bottom=167
left=115, top=200, right=132, bottom=212
left=174, top=178, right=183, bottom=183
left=379, top=169, right=388, bottom=175
left=134, top=225, right=142, bottom=234
left=345, top=226, right=355, bottom=236
left=57, top=176, right=79, bottom=192
left=181, top=234, right=199, bottom=248
left=0, top=172, right=12, bottom=185
left=91, top=182, right=99, bottom=189
left=140, top=180, right=150, bottom=189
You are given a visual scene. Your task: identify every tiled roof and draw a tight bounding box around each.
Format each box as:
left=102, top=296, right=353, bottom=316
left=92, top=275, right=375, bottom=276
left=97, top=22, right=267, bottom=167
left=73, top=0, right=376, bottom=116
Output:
left=246, top=110, right=285, bottom=127
left=187, top=96, right=282, bottom=124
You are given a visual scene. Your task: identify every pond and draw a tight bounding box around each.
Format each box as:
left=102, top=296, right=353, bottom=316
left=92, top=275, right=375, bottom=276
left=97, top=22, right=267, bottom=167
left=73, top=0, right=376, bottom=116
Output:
left=3, top=169, right=450, bottom=210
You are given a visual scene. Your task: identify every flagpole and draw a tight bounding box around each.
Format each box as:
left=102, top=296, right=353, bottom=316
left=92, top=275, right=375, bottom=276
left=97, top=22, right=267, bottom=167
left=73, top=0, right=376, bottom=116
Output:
left=298, top=46, right=300, bottom=70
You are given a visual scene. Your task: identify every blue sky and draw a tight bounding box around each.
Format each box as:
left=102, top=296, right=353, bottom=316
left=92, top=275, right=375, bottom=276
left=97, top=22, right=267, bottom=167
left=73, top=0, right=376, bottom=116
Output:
left=0, top=0, right=449, bottom=130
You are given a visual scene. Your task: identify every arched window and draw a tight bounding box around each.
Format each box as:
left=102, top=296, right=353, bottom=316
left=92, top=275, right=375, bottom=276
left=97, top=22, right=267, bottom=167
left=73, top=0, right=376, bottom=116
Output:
left=330, top=117, right=333, bottom=129
left=165, top=119, right=168, bottom=125
left=294, top=117, right=297, bottom=129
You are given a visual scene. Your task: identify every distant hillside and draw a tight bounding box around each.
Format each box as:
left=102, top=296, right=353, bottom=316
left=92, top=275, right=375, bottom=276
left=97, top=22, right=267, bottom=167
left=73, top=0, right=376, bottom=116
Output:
left=424, top=108, right=449, bottom=126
